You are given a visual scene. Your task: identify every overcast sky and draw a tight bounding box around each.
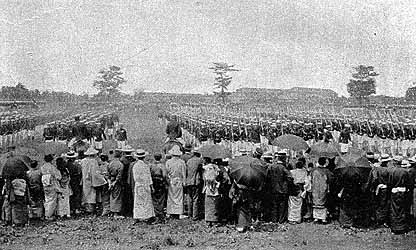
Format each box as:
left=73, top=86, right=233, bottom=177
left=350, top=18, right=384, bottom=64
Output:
left=1, top=0, right=416, bottom=96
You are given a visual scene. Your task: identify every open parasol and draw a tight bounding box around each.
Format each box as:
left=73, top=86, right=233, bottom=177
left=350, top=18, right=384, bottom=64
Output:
left=310, top=142, right=340, bottom=158
left=1, top=155, right=32, bottom=179
left=199, top=144, right=232, bottom=159
left=33, top=141, right=69, bottom=156
left=335, top=149, right=370, bottom=169
left=229, top=156, right=267, bottom=191
left=272, top=134, right=309, bottom=151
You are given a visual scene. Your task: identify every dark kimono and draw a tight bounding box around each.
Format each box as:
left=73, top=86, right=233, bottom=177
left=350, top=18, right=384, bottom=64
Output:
left=149, top=162, right=167, bottom=220
left=388, top=166, right=412, bottom=234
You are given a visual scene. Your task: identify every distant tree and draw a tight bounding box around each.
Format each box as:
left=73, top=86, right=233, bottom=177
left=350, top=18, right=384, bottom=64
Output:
left=133, top=88, right=145, bottom=101
left=347, top=65, right=378, bottom=105
left=93, top=65, right=126, bottom=100
left=405, top=83, right=416, bottom=102
left=209, top=62, right=239, bottom=105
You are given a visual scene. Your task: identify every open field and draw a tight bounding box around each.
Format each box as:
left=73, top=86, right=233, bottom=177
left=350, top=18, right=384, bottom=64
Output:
left=1, top=106, right=416, bottom=250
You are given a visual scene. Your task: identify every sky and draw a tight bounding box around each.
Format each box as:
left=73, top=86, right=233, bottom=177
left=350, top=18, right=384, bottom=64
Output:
left=1, top=0, right=416, bottom=96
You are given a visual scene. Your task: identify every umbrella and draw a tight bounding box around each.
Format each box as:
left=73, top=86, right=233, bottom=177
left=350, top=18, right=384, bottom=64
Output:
left=272, top=134, right=309, bottom=151
left=336, top=149, right=370, bottom=169
left=199, top=144, right=232, bottom=159
left=1, top=155, right=32, bottom=179
left=310, top=142, right=340, bottom=158
left=229, top=156, right=267, bottom=190
left=33, top=141, right=69, bottom=156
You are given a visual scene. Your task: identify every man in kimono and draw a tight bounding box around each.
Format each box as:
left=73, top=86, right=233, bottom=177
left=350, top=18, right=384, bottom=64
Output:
left=80, top=148, right=99, bottom=214
left=149, top=153, right=168, bottom=223
left=367, top=154, right=392, bottom=227
left=64, top=151, right=82, bottom=215
left=132, top=149, right=155, bottom=224
left=165, top=145, right=186, bottom=219
left=184, top=148, right=203, bottom=220
left=108, top=150, right=124, bottom=218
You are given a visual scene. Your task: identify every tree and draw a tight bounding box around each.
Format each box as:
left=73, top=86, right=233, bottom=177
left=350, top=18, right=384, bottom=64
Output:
left=405, top=83, right=416, bottom=102
left=347, top=65, right=378, bottom=105
left=209, top=62, right=240, bottom=105
left=93, top=65, right=126, bottom=99
left=133, top=88, right=145, bottom=101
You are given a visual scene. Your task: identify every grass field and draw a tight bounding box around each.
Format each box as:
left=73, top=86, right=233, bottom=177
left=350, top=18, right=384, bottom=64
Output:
left=1, top=106, right=416, bottom=250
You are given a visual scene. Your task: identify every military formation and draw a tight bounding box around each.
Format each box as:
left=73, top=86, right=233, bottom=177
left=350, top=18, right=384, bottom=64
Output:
left=162, top=105, right=416, bottom=157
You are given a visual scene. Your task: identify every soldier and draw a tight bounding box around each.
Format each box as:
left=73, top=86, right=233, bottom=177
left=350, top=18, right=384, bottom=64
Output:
left=115, top=123, right=127, bottom=149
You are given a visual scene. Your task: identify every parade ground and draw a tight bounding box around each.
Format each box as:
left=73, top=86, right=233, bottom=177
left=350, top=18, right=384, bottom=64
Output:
left=1, top=106, right=415, bottom=250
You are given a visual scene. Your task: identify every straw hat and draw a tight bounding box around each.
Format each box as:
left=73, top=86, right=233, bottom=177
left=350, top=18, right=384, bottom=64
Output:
left=63, top=151, right=78, bottom=158
left=168, top=145, right=182, bottom=156
left=134, top=149, right=148, bottom=158
left=121, top=145, right=135, bottom=153
left=380, top=154, right=392, bottom=162
left=85, top=147, right=99, bottom=156
left=401, top=160, right=411, bottom=168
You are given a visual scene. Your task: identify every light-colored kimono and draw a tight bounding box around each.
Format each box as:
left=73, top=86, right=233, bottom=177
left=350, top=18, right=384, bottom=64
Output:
left=166, top=157, right=186, bottom=215
left=132, top=160, right=155, bottom=220
left=41, top=162, right=62, bottom=219
left=80, top=157, right=98, bottom=207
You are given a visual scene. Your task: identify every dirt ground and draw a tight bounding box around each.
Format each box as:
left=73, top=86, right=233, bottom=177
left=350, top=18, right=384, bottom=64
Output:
left=1, top=106, right=416, bottom=250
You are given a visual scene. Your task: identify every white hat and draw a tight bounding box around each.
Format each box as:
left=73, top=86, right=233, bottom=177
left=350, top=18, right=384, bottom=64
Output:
left=393, top=155, right=403, bottom=162
left=85, top=147, right=99, bottom=156
left=63, top=151, right=78, bottom=158
left=121, top=145, right=135, bottom=153
left=380, top=154, right=392, bottom=162
left=401, top=160, right=411, bottom=168
left=134, top=149, right=148, bottom=158
left=168, top=145, right=182, bottom=156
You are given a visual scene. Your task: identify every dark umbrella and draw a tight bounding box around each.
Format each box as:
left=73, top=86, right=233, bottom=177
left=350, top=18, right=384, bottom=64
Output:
left=336, top=149, right=370, bottom=169
left=1, top=155, right=32, bottom=179
left=310, top=142, right=340, bottom=158
left=272, top=134, right=309, bottom=151
left=199, top=144, right=232, bottom=159
left=229, top=156, right=267, bottom=191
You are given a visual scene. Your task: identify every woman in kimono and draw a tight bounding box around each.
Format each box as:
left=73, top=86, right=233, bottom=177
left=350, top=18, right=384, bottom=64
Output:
left=132, top=149, right=155, bottom=224
left=311, top=157, right=333, bottom=223
left=27, top=160, right=44, bottom=220
left=288, top=161, right=308, bottom=224
left=41, top=154, right=62, bottom=221
left=56, top=157, right=72, bottom=218
left=202, top=157, right=221, bottom=226
left=2, top=156, right=30, bottom=226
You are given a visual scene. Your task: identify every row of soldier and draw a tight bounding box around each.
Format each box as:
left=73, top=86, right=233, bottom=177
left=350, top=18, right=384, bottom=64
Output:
left=163, top=111, right=416, bottom=157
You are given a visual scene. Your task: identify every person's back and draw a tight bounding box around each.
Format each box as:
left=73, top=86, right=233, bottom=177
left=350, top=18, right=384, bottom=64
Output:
left=267, top=162, right=290, bottom=194
left=166, top=157, right=186, bottom=180
left=185, top=156, right=203, bottom=186
left=311, top=166, right=332, bottom=206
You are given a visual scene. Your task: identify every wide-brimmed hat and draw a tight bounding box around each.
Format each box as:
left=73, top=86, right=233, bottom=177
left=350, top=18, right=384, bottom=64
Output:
left=380, top=154, right=392, bottom=162
left=400, top=160, right=411, bottom=168
left=393, top=155, right=404, bottom=162
left=263, top=151, right=274, bottom=159
left=168, top=145, right=182, bottom=156
left=253, top=148, right=263, bottom=156
left=184, top=144, right=193, bottom=152
left=134, top=149, right=148, bottom=158
left=85, top=148, right=99, bottom=156
left=121, top=145, right=135, bottom=153
left=366, top=152, right=374, bottom=159
left=64, top=151, right=78, bottom=158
